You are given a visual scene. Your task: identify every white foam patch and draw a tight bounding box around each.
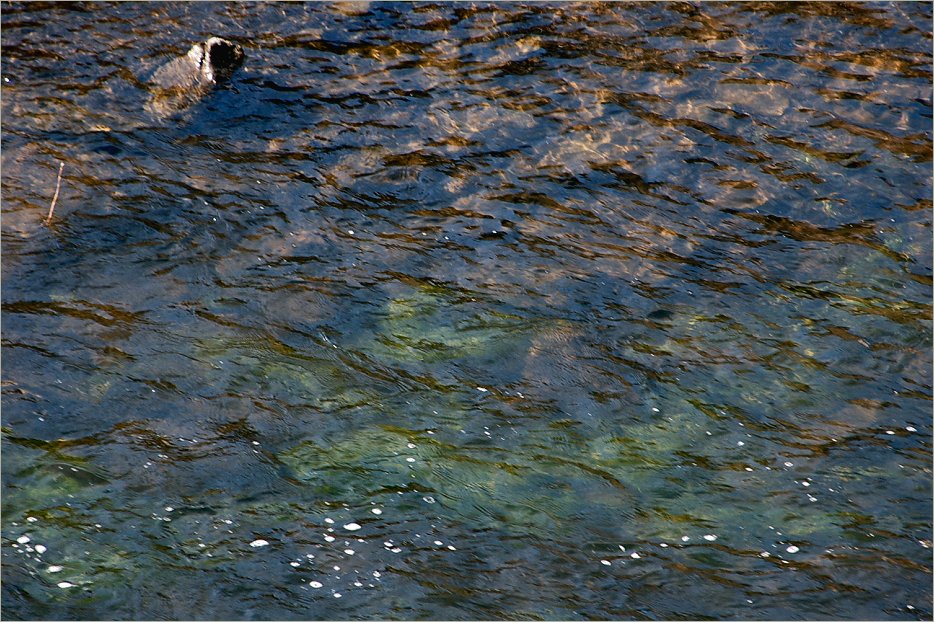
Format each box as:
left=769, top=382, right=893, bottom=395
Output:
left=249, top=539, right=269, bottom=548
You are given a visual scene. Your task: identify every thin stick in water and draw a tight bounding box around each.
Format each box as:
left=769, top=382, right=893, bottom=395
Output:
left=44, top=161, right=65, bottom=225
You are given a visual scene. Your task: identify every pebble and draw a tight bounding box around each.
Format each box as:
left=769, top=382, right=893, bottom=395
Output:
left=786, top=545, right=799, bottom=553
left=343, top=523, right=361, bottom=531
left=249, top=539, right=269, bottom=548
left=309, top=581, right=323, bottom=588
left=703, top=534, right=717, bottom=541
left=57, top=582, right=75, bottom=589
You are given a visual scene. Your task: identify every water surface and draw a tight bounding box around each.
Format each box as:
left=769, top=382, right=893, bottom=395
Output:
left=2, top=2, right=932, bottom=620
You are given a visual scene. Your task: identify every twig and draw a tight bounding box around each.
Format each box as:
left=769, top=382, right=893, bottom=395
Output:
left=44, top=161, right=65, bottom=226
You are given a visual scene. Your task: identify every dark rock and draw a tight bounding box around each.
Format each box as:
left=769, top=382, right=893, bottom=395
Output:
left=146, top=37, right=245, bottom=118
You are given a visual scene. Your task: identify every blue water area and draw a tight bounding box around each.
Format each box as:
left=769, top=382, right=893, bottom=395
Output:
left=1, top=2, right=931, bottom=620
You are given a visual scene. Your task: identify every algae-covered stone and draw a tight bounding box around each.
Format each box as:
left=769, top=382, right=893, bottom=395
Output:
left=1, top=434, right=110, bottom=518
left=190, top=335, right=372, bottom=409
left=367, top=285, right=533, bottom=365
left=277, top=424, right=635, bottom=538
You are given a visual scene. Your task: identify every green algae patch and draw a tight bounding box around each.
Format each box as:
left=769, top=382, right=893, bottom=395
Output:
left=367, top=285, right=535, bottom=364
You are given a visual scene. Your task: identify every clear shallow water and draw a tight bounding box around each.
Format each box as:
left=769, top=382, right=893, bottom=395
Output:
left=1, top=2, right=931, bottom=619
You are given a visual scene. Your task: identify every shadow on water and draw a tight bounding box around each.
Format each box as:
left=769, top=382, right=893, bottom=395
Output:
left=2, top=2, right=932, bottom=620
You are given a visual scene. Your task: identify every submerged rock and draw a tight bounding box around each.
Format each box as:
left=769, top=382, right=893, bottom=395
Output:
left=146, top=36, right=245, bottom=118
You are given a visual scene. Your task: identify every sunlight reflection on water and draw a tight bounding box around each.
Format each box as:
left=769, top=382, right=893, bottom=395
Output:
left=2, top=2, right=931, bottom=619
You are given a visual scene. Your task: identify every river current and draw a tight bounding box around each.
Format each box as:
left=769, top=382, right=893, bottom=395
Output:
left=2, top=2, right=931, bottom=620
